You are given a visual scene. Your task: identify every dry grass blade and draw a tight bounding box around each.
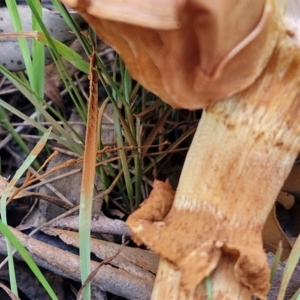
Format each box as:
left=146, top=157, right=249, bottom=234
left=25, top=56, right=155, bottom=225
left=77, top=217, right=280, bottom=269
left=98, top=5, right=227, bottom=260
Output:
left=0, top=282, right=21, bottom=300
left=78, top=40, right=99, bottom=299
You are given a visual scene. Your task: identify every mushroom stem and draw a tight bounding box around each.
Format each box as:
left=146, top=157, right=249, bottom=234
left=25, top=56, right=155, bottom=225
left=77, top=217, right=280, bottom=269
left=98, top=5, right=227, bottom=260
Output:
left=127, top=35, right=300, bottom=299
left=152, top=256, right=252, bottom=299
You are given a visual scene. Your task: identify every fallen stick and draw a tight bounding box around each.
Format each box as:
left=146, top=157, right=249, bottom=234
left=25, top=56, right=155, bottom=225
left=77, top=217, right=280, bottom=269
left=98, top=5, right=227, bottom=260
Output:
left=0, top=227, right=153, bottom=299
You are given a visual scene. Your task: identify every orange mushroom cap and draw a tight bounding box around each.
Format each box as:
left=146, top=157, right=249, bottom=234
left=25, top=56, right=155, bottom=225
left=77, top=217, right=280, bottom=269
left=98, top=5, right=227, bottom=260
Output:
left=62, top=0, right=280, bottom=109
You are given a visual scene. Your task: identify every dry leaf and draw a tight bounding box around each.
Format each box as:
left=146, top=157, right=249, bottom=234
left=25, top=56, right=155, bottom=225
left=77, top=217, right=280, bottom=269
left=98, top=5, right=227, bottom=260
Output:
left=277, top=191, right=295, bottom=209
left=262, top=205, right=292, bottom=261
left=282, top=163, right=300, bottom=195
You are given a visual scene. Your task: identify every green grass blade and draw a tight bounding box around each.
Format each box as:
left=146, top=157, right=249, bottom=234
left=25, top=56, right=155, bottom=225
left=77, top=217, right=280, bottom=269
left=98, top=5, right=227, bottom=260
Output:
left=0, top=66, right=83, bottom=154
left=0, top=222, right=58, bottom=300
left=42, top=37, right=89, bottom=73
left=0, top=106, right=31, bottom=155
left=9, top=30, right=90, bottom=73
left=5, top=0, right=33, bottom=80
left=278, top=235, right=300, bottom=300
left=29, top=0, right=45, bottom=101
left=0, top=127, right=52, bottom=223
left=270, top=243, right=282, bottom=284
left=24, top=1, right=87, bottom=121
left=50, top=0, right=92, bottom=55
left=0, top=127, right=51, bottom=296
left=205, top=277, right=213, bottom=300
left=0, top=99, right=61, bottom=143
left=290, top=288, right=300, bottom=300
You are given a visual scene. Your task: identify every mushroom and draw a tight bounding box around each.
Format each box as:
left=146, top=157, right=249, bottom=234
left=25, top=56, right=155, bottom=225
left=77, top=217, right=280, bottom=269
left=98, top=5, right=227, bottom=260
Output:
left=59, top=0, right=300, bottom=298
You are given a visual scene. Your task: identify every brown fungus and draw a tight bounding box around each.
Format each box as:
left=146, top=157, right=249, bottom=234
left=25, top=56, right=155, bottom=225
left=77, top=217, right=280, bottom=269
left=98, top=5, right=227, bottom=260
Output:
left=59, top=0, right=300, bottom=299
